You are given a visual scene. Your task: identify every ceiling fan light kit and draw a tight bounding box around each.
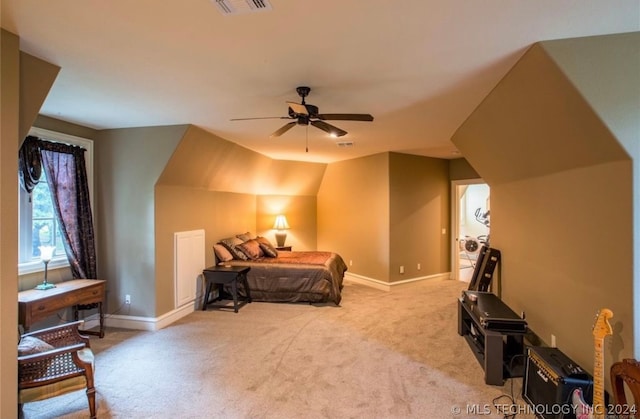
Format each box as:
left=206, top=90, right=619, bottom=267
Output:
left=230, top=86, right=374, bottom=139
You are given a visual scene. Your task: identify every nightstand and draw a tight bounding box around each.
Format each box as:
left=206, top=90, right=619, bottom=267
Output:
left=202, top=266, right=251, bottom=313
left=276, top=246, right=292, bottom=251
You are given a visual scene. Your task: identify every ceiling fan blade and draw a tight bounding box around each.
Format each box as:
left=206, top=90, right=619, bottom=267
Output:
left=230, top=116, right=291, bottom=121
left=270, top=122, right=297, bottom=137
left=310, top=120, right=347, bottom=137
left=286, top=101, right=308, bottom=115
left=316, top=113, right=374, bottom=122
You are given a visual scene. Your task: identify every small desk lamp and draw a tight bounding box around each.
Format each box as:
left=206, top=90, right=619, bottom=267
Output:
left=273, top=215, right=290, bottom=247
left=36, top=245, right=56, bottom=290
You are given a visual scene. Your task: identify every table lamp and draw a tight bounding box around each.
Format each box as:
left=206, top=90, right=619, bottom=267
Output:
left=273, top=215, right=290, bottom=247
left=35, top=245, right=57, bottom=290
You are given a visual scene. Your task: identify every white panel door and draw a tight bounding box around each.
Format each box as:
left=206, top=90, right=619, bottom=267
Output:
left=174, top=229, right=205, bottom=308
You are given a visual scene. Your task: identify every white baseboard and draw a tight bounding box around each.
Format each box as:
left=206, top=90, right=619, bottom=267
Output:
left=83, top=301, right=196, bottom=332
left=344, top=271, right=451, bottom=291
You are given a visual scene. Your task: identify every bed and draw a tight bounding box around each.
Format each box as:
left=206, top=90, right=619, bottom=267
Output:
left=213, top=234, right=347, bottom=305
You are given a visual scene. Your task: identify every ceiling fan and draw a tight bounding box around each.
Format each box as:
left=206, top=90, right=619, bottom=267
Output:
left=230, top=86, right=374, bottom=138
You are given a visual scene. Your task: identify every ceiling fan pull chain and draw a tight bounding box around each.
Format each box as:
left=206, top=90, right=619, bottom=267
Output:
left=305, top=126, right=309, bottom=152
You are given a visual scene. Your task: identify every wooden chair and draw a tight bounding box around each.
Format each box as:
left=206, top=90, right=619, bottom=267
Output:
left=18, top=321, right=96, bottom=419
left=610, top=358, right=640, bottom=414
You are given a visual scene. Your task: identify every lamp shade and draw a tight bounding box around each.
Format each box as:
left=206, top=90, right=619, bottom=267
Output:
left=273, top=215, right=290, bottom=230
left=39, top=245, right=56, bottom=262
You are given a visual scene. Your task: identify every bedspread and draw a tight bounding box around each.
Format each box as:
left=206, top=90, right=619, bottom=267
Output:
left=222, top=251, right=347, bottom=305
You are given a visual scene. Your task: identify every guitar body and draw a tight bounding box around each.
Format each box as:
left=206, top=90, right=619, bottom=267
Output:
left=572, top=387, right=593, bottom=419
left=571, top=308, right=614, bottom=419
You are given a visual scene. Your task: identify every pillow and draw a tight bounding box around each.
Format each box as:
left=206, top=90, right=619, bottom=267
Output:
left=213, top=244, right=233, bottom=263
left=256, top=236, right=278, bottom=258
left=219, top=237, right=248, bottom=260
left=18, top=336, right=55, bottom=379
left=255, top=235, right=274, bottom=247
left=18, top=336, right=54, bottom=356
left=237, top=239, right=264, bottom=260
left=236, top=232, right=253, bottom=242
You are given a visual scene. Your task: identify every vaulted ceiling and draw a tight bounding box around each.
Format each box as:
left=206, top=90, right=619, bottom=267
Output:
left=2, top=0, right=638, bottom=163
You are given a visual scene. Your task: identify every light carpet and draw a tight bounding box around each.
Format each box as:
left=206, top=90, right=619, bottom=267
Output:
left=22, top=278, right=535, bottom=419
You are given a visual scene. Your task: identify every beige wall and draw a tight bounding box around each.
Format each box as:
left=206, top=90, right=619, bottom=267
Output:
left=540, top=32, right=640, bottom=358
left=318, top=153, right=390, bottom=281
left=389, top=153, right=450, bottom=282
left=155, top=186, right=257, bottom=313
left=158, top=125, right=327, bottom=196
left=540, top=33, right=640, bottom=151
left=34, top=115, right=98, bottom=140
left=256, top=195, right=317, bottom=251
left=2, top=32, right=63, bottom=417
left=449, top=157, right=480, bottom=181
left=494, top=161, right=632, bottom=383
left=317, top=152, right=453, bottom=283
left=0, top=29, right=20, bottom=419
left=455, top=43, right=628, bottom=187
left=452, top=35, right=635, bottom=385
left=19, top=53, right=59, bottom=141
left=94, top=126, right=187, bottom=317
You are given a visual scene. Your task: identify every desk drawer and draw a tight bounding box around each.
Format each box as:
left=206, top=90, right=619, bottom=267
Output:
left=29, top=285, right=103, bottom=320
left=71, top=284, right=104, bottom=305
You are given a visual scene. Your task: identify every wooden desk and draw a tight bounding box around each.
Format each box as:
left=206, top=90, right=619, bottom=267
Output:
left=19, top=279, right=106, bottom=338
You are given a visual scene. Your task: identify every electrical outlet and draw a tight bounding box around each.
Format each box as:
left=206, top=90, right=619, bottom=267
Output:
left=125, top=294, right=131, bottom=305
left=417, top=263, right=421, bottom=270
left=349, top=259, right=353, bottom=267
left=551, top=334, right=556, bottom=348
left=399, top=265, right=404, bottom=274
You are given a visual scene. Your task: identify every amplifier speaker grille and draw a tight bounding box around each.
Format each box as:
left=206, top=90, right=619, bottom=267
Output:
left=523, top=347, right=593, bottom=419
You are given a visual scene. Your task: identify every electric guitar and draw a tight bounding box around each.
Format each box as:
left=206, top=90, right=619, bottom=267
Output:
left=572, top=308, right=614, bottom=419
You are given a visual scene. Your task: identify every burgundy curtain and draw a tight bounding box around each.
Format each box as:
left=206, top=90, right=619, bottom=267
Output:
left=18, top=136, right=43, bottom=193
left=39, top=140, right=97, bottom=279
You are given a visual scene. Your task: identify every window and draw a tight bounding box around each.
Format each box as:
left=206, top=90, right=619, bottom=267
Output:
left=18, top=127, right=94, bottom=275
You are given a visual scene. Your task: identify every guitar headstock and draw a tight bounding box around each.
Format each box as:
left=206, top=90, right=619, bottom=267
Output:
left=592, top=308, right=614, bottom=339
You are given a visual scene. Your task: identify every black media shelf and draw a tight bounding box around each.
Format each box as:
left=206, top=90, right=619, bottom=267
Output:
left=458, top=291, right=527, bottom=385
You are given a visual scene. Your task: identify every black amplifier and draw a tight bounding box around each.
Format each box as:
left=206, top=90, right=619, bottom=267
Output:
left=523, top=346, right=593, bottom=419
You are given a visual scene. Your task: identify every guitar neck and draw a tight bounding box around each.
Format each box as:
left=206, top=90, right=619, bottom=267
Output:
left=593, top=337, right=605, bottom=418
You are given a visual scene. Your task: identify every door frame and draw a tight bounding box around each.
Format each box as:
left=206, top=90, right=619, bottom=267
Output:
left=450, top=178, right=487, bottom=280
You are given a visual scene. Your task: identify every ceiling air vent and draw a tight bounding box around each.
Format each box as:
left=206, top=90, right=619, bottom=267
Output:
left=336, top=141, right=355, bottom=148
left=213, top=0, right=272, bottom=15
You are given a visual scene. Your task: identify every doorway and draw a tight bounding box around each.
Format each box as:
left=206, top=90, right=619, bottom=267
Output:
left=451, top=180, right=490, bottom=282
